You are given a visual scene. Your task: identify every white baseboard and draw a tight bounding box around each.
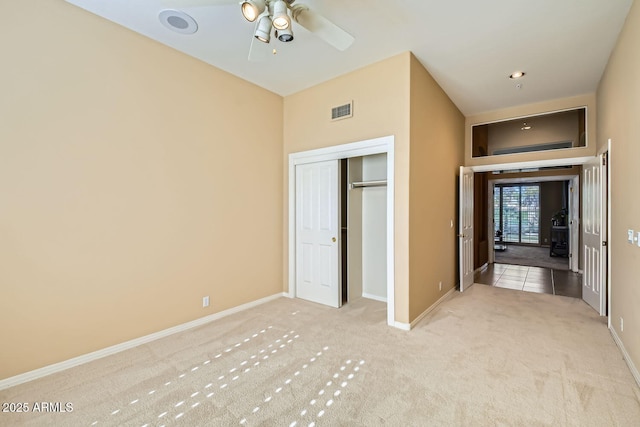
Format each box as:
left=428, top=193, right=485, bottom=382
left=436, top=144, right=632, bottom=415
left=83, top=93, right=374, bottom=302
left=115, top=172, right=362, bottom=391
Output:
left=393, top=321, right=411, bottom=331
left=0, top=292, right=286, bottom=391
left=362, top=292, right=387, bottom=303
left=609, top=326, right=640, bottom=389
left=392, top=288, right=456, bottom=331
left=410, top=288, right=456, bottom=329
left=475, top=263, right=488, bottom=273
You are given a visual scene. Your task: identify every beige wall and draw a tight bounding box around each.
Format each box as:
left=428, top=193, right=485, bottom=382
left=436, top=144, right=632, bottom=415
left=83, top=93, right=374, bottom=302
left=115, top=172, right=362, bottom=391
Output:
left=0, top=1, right=283, bottom=380
left=597, top=0, right=640, bottom=376
left=408, top=55, right=465, bottom=320
left=465, top=94, right=596, bottom=168
left=283, top=52, right=412, bottom=322
left=284, top=53, right=464, bottom=324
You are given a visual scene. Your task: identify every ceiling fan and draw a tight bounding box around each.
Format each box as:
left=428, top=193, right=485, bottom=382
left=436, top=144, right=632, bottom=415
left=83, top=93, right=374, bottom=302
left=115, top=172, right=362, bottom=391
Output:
left=160, top=0, right=355, bottom=61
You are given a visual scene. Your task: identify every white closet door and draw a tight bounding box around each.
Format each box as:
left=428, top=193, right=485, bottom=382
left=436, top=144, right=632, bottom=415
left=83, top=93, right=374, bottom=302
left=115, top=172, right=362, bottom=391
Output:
left=296, top=160, right=341, bottom=308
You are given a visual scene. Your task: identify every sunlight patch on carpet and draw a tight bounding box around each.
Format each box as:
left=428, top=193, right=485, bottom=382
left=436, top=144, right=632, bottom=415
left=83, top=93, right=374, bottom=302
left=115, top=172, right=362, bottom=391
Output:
left=89, top=325, right=294, bottom=426
left=284, top=358, right=365, bottom=427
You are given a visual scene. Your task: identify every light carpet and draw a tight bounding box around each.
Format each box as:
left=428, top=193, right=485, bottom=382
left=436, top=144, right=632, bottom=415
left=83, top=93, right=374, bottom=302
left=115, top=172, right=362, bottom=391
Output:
left=1, top=285, right=639, bottom=426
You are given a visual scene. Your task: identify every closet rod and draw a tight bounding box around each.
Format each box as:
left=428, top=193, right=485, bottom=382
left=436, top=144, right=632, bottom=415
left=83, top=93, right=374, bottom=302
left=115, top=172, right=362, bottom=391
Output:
left=350, top=180, right=387, bottom=189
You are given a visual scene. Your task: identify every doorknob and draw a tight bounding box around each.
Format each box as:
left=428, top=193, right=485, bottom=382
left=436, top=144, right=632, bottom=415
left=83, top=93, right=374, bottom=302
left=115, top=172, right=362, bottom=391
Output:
left=457, top=234, right=465, bottom=238
left=332, top=237, right=337, bottom=242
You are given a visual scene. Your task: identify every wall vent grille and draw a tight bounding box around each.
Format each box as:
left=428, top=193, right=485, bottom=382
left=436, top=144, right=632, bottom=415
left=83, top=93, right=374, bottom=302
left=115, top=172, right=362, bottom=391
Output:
left=331, top=101, right=353, bottom=121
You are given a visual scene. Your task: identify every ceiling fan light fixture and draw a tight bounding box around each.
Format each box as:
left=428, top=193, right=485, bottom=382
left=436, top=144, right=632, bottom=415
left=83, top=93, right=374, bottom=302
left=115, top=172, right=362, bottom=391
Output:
left=241, top=0, right=266, bottom=22
left=276, top=27, right=294, bottom=42
left=271, top=0, right=291, bottom=30
left=254, top=14, right=272, bottom=43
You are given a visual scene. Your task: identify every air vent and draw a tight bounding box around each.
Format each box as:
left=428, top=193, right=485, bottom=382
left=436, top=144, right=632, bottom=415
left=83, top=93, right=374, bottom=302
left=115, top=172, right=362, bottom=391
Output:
left=331, top=101, right=353, bottom=121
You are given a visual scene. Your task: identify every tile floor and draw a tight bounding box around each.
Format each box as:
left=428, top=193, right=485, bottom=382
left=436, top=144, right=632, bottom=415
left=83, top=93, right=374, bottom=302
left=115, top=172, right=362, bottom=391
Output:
left=474, top=263, right=582, bottom=298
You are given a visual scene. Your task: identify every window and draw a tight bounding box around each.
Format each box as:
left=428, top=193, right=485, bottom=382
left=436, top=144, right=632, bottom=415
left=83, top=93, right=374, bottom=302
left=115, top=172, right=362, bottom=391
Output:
left=494, top=184, right=540, bottom=244
left=472, top=107, right=586, bottom=158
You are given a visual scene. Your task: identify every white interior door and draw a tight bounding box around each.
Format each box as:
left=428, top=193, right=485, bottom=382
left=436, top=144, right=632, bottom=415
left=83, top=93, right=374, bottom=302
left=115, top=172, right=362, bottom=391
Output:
left=569, top=176, right=580, bottom=272
left=459, top=166, right=474, bottom=291
left=488, top=181, right=495, bottom=264
left=295, top=160, right=341, bottom=308
left=583, top=155, right=606, bottom=315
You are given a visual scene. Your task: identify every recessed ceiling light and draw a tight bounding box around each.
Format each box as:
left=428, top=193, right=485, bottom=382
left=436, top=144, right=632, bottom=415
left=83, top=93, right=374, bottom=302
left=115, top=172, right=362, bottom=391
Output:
left=510, top=71, right=526, bottom=79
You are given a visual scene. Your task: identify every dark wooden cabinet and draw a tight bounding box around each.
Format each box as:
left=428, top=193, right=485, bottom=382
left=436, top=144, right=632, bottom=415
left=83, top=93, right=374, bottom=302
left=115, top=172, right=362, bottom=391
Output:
left=550, top=226, right=569, bottom=257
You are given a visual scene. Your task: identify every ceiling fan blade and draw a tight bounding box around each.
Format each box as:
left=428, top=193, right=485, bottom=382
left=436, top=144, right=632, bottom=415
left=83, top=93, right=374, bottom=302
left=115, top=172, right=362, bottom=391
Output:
left=248, top=36, right=270, bottom=62
left=291, top=5, right=354, bottom=51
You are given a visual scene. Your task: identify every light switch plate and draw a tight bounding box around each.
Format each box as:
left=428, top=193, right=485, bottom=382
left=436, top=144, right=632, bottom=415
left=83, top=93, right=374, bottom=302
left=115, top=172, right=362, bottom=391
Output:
left=637, top=231, right=640, bottom=247
left=629, top=229, right=635, bottom=243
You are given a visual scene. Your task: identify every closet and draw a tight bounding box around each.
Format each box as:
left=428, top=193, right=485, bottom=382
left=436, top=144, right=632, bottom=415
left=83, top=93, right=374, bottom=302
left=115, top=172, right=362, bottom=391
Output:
left=344, top=154, right=387, bottom=303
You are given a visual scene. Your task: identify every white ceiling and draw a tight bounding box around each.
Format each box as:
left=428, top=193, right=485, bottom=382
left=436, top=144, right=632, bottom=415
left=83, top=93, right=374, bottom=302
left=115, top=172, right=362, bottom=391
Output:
left=65, top=0, right=633, bottom=116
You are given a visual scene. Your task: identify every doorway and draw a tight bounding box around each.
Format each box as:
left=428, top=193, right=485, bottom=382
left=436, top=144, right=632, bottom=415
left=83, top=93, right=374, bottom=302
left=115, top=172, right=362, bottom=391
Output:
left=460, top=154, right=610, bottom=317
left=346, top=154, right=388, bottom=304
left=479, top=173, right=582, bottom=299
left=288, top=136, right=396, bottom=326
left=487, top=173, right=579, bottom=272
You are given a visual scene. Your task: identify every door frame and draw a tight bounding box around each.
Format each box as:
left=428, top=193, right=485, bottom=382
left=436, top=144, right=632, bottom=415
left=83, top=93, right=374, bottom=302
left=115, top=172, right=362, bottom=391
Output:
left=488, top=174, right=580, bottom=272
left=468, top=155, right=592, bottom=280
left=288, top=136, right=395, bottom=326
left=470, top=154, right=610, bottom=318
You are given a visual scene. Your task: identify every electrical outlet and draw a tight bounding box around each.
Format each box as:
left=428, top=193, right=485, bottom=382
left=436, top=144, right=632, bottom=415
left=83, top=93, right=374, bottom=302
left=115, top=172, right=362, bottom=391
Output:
left=621, top=317, right=624, bottom=332
left=439, top=281, right=442, bottom=291
left=203, top=296, right=210, bottom=308
left=628, top=229, right=634, bottom=244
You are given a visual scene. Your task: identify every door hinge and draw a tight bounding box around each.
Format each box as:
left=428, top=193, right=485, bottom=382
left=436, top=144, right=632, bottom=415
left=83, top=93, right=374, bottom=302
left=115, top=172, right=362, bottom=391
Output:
left=602, top=241, right=608, bottom=247
left=602, top=155, right=607, bottom=166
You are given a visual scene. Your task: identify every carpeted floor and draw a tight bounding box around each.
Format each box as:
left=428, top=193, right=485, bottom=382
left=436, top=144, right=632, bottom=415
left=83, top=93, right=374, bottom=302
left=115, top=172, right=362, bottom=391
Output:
left=495, top=244, right=570, bottom=270
left=2, top=288, right=639, bottom=426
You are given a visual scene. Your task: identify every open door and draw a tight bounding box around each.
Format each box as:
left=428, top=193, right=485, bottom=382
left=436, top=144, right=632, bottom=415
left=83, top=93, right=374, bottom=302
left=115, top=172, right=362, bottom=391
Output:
left=569, top=176, right=580, bottom=272
left=295, top=160, right=341, bottom=308
left=583, top=154, right=607, bottom=315
left=459, top=166, right=474, bottom=291
left=487, top=180, right=496, bottom=265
